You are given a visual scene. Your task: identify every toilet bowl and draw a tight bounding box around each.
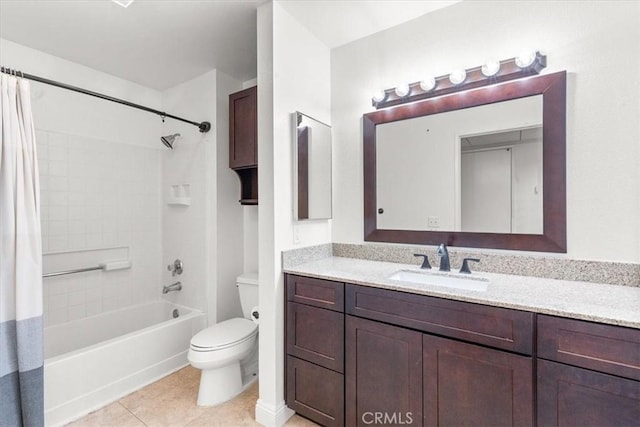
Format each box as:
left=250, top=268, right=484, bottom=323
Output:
left=188, top=273, right=259, bottom=406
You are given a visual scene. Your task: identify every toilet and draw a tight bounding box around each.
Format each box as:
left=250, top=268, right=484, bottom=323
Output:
left=188, top=273, right=259, bottom=406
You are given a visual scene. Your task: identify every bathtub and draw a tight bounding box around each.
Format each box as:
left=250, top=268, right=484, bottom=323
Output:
left=44, top=301, right=205, bottom=426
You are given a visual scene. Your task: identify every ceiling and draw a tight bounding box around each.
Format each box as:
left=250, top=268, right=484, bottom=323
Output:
left=278, top=0, right=459, bottom=49
left=0, top=0, right=459, bottom=90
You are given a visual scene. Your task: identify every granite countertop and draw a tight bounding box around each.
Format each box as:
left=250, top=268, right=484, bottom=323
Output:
left=284, top=256, right=640, bottom=329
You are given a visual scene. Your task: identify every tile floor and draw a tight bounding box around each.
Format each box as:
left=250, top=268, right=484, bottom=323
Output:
left=68, top=366, right=318, bottom=427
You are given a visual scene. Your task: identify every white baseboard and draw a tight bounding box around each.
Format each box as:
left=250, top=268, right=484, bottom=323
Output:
left=255, top=398, right=295, bottom=426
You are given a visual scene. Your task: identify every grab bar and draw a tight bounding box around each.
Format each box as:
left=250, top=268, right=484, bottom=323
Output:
left=43, top=265, right=104, bottom=278
left=42, top=260, right=132, bottom=278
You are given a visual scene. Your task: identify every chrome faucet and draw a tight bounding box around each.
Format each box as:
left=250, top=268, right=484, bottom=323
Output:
left=163, top=281, right=182, bottom=294
left=436, top=243, right=450, bottom=272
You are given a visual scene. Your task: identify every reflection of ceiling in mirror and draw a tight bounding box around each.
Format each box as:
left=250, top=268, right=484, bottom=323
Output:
left=461, top=126, right=542, bottom=151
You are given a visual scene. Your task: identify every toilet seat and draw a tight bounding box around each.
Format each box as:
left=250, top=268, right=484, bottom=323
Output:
left=190, top=318, right=258, bottom=352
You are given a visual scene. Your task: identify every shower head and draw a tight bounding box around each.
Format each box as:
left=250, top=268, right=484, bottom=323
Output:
left=161, top=133, right=180, bottom=149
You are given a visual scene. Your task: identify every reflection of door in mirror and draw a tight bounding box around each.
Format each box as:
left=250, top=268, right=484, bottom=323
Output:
left=376, top=95, right=542, bottom=233
left=460, top=127, right=543, bottom=234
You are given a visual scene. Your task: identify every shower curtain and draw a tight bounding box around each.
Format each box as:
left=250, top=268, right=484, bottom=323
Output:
left=0, top=74, right=44, bottom=426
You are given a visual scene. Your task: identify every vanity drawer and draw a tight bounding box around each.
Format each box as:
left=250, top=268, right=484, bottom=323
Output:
left=286, top=356, right=344, bottom=427
left=287, top=274, right=344, bottom=312
left=287, top=302, right=344, bottom=372
left=538, top=315, right=640, bottom=380
left=346, top=284, right=534, bottom=355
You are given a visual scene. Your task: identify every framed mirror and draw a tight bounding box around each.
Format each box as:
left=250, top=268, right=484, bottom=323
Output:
left=363, top=71, right=566, bottom=252
left=294, top=111, right=332, bottom=220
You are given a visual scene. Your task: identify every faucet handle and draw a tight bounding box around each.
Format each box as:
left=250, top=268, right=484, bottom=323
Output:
left=459, top=258, right=480, bottom=274
left=167, top=259, right=183, bottom=276
left=414, top=254, right=432, bottom=269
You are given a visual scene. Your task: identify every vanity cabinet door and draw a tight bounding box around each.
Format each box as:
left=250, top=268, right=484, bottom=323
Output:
left=346, top=315, right=422, bottom=426
left=423, top=334, right=534, bottom=427
left=537, top=359, right=640, bottom=427
left=287, top=355, right=344, bottom=427
left=287, top=302, right=344, bottom=372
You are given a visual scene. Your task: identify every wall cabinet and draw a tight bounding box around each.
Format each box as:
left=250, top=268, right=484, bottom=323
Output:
left=229, top=86, right=257, bottom=204
left=284, top=274, right=640, bottom=427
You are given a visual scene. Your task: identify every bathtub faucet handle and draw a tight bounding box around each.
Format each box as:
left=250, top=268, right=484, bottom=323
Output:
left=167, top=259, right=183, bottom=276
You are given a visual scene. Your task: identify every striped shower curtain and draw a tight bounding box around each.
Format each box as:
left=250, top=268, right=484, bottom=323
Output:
left=0, top=74, right=44, bottom=426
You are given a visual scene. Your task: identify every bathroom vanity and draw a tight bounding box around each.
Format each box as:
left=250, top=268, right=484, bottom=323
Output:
left=283, top=258, right=640, bottom=427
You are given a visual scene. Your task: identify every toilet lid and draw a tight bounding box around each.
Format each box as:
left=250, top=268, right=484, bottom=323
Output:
left=191, top=318, right=258, bottom=350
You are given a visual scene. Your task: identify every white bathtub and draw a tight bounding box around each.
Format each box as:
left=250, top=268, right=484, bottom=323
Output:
left=44, top=301, right=205, bottom=426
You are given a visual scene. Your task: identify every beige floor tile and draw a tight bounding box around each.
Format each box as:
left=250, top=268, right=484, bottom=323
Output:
left=284, top=415, right=320, bottom=426
left=119, top=367, right=206, bottom=426
left=67, top=401, right=145, bottom=427
left=70, top=367, right=320, bottom=427
left=186, top=381, right=260, bottom=427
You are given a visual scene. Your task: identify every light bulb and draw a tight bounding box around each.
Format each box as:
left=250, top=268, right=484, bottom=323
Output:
left=419, top=77, right=436, bottom=92
left=515, top=50, right=537, bottom=68
left=372, top=90, right=387, bottom=103
left=481, top=59, right=500, bottom=77
left=395, top=84, right=411, bottom=97
left=449, top=69, right=466, bottom=85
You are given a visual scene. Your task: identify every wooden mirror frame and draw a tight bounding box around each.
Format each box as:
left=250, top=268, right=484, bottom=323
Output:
left=363, top=71, right=566, bottom=252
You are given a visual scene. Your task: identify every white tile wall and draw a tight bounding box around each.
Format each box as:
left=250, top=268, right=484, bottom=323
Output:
left=37, top=130, right=162, bottom=327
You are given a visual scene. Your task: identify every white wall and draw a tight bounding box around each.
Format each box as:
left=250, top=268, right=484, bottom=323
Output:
left=0, top=39, right=161, bottom=148
left=215, top=71, right=246, bottom=322
left=1, top=38, right=163, bottom=326
left=160, top=69, right=245, bottom=324
left=331, top=0, right=640, bottom=263
left=256, top=1, right=332, bottom=424
left=160, top=71, right=215, bottom=314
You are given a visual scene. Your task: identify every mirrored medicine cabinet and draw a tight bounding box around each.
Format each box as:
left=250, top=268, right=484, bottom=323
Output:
left=293, top=111, right=332, bottom=220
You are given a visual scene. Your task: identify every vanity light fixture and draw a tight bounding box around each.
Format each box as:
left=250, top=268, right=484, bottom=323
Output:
left=111, top=0, right=135, bottom=7
left=449, top=69, right=467, bottom=85
left=372, top=90, right=387, bottom=103
left=481, top=59, right=501, bottom=77
left=372, top=51, right=546, bottom=109
left=419, top=77, right=437, bottom=92
left=515, top=50, right=538, bottom=68
left=394, top=83, right=411, bottom=97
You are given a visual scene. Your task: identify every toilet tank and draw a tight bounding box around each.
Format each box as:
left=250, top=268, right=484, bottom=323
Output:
left=237, top=273, right=259, bottom=319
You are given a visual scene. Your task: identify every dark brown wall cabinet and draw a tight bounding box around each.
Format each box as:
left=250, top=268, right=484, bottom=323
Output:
left=229, top=86, right=257, bottom=205
left=284, top=274, right=640, bottom=427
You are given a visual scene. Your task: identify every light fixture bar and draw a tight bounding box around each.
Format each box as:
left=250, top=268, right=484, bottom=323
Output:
left=372, top=51, right=546, bottom=109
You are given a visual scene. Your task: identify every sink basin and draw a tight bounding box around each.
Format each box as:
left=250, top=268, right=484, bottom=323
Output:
left=388, top=269, right=489, bottom=292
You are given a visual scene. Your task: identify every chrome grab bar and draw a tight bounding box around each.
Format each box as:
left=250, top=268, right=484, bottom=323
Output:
left=43, top=265, right=104, bottom=278
left=42, top=260, right=131, bottom=278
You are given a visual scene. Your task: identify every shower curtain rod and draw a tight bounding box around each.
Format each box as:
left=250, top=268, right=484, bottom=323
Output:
left=0, top=66, right=211, bottom=133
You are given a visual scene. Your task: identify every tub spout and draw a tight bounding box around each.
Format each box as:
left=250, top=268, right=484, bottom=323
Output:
left=163, top=281, right=182, bottom=294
